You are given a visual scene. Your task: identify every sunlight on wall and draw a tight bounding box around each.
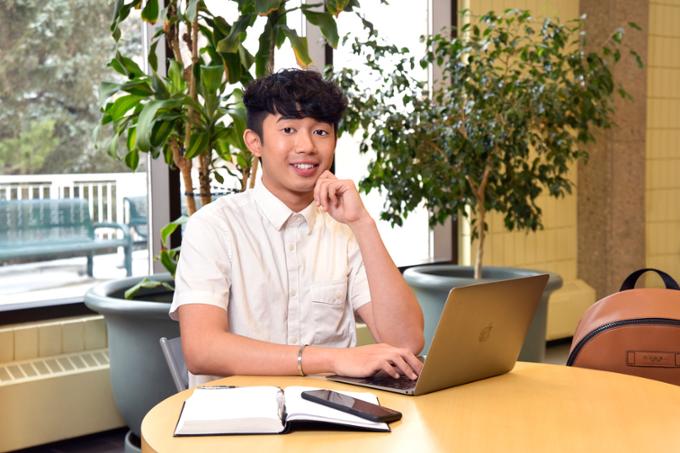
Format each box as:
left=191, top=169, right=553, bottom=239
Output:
left=646, top=0, right=680, bottom=283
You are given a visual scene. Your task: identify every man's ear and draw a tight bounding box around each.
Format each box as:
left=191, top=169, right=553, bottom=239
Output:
left=243, top=129, right=262, bottom=157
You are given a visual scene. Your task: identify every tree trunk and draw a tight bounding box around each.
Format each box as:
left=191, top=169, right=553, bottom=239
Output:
left=468, top=160, right=492, bottom=279
left=170, top=136, right=196, bottom=215
left=199, top=153, right=211, bottom=206
left=474, top=200, right=486, bottom=280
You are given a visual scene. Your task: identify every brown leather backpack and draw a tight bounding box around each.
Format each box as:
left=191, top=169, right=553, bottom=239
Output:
left=567, top=268, right=680, bottom=385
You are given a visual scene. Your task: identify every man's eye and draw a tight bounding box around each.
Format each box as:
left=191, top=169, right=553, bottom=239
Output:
left=282, top=127, right=294, bottom=134
left=314, top=129, right=329, bottom=136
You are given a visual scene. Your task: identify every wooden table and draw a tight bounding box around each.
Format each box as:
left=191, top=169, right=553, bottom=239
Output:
left=142, top=362, right=680, bottom=453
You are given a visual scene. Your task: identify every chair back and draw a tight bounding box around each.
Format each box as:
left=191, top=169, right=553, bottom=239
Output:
left=159, top=336, right=188, bottom=392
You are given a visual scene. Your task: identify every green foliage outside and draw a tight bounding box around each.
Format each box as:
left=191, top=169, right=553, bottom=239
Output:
left=0, top=0, right=141, bottom=175
left=331, top=9, right=642, bottom=278
left=0, top=120, right=58, bottom=174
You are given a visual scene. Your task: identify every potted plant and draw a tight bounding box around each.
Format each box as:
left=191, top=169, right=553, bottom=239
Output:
left=85, top=0, right=363, bottom=449
left=330, top=9, right=642, bottom=358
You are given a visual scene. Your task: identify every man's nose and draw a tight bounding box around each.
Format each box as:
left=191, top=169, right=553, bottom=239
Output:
left=295, top=131, right=316, bottom=153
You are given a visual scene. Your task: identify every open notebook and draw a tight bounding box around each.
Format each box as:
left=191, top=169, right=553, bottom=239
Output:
left=174, top=386, right=390, bottom=436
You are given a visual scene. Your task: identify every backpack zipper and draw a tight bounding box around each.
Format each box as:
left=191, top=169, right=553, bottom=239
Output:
left=566, top=318, right=680, bottom=366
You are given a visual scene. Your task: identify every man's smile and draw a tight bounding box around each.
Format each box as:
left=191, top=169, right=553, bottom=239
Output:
left=290, top=162, right=320, bottom=177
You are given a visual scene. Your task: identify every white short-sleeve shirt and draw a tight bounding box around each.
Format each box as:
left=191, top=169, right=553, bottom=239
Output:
left=169, top=184, right=371, bottom=386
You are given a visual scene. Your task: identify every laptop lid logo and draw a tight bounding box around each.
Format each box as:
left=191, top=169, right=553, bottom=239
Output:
left=479, top=323, right=493, bottom=342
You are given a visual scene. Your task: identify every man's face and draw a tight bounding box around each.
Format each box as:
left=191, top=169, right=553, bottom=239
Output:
left=245, top=113, right=336, bottom=209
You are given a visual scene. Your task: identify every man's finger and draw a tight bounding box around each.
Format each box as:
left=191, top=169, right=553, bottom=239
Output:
left=382, top=362, right=400, bottom=379
left=391, top=355, right=417, bottom=380
left=328, top=182, right=338, bottom=207
left=403, top=351, right=424, bottom=375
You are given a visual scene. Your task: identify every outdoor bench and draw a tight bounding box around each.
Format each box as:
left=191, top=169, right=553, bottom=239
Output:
left=0, top=198, right=132, bottom=276
left=123, top=195, right=148, bottom=245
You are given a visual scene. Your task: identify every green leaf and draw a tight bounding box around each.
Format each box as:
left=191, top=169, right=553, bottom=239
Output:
left=141, top=0, right=159, bottom=23
left=151, top=121, right=174, bottom=147
left=303, top=11, right=339, bottom=48
left=107, top=133, right=121, bottom=159
left=111, top=0, right=141, bottom=42
left=125, top=149, right=140, bottom=169
left=280, top=26, right=312, bottom=67
left=223, top=52, right=245, bottom=83
left=255, top=20, right=275, bottom=76
left=151, top=73, right=170, bottom=99
left=239, top=46, right=255, bottom=70
left=255, top=0, right=281, bottom=15
left=148, top=39, right=159, bottom=71
left=168, top=60, right=186, bottom=94
left=161, top=216, right=188, bottom=245
left=112, top=52, right=145, bottom=78
left=217, top=14, right=255, bottom=53
left=124, top=277, right=174, bottom=299
left=120, top=79, right=154, bottom=96
left=325, top=0, right=351, bottom=16
left=185, top=131, right=210, bottom=159
left=127, top=127, right=137, bottom=151
left=159, top=250, right=178, bottom=276
left=107, top=94, right=143, bottom=122
left=200, top=65, right=224, bottom=94
left=137, top=99, right=177, bottom=151
left=99, top=82, right=121, bottom=101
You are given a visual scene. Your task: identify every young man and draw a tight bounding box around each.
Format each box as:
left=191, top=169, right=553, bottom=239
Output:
left=170, top=69, right=424, bottom=387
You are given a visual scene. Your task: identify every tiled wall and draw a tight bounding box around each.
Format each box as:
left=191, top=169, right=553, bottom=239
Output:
left=646, top=1, right=680, bottom=281
left=459, top=0, right=580, bottom=279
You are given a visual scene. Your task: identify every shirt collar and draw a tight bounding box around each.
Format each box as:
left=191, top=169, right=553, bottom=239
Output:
left=253, top=184, right=318, bottom=234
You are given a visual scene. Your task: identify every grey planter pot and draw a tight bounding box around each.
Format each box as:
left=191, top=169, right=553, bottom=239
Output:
left=84, top=274, right=178, bottom=442
left=403, top=265, right=562, bottom=362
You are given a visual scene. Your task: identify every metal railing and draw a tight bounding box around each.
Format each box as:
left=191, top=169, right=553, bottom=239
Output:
left=0, top=173, right=147, bottom=239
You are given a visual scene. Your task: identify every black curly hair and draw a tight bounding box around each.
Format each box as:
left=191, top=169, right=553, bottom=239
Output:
left=243, top=69, right=348, bottom=141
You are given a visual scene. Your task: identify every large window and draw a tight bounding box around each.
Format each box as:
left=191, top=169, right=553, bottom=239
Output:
left=0, top=2, right=149, bottom=307
left=333, top=1, right=433, bottom=266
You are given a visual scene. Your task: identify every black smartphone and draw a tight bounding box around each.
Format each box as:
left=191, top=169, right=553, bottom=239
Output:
left=301, top=389, right=402, bottom=423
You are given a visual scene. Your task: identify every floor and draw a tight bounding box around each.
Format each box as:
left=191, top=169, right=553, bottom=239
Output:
left=10, top=340, right=573, bottom=452
left=13, top=428, right=130, bottom=453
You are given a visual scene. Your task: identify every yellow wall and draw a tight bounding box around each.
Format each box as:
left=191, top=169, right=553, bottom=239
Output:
left=459, top=0, right=595, bottom=340
left=646, top=1, right=680, bottom=281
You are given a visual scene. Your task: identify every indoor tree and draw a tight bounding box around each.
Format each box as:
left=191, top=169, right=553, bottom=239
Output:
left=332, top=9, right=642, bottom=279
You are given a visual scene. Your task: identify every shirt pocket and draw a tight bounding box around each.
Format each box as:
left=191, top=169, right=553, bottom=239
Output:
left=309, top=280, right=351, bottom=345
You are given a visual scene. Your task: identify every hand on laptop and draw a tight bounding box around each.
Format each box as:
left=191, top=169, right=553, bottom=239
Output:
left=333, top=344, right=424, bottom=380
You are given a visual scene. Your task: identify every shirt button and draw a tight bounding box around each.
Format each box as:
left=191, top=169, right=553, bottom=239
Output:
left=290, top=288, right=297, bottom=297
left=287, top=243, right=294, bottom=252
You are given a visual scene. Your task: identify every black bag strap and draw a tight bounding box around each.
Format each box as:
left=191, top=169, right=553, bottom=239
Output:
left=620, top=268, right=680, bottom=291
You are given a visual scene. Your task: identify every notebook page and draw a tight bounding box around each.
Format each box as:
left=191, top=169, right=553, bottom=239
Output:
left=175, top=386, right=284, bottom=434
left=283, top=386, right=388, bottom=430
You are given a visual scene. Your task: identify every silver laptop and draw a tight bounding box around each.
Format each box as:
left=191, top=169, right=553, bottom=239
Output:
left=328, top=274, right=549, bottom=396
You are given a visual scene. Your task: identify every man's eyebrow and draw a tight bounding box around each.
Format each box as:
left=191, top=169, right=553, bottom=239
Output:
left=275, top=115, right=302, bottom=123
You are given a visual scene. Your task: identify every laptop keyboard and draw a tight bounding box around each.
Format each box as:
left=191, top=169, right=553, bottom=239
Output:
left=359, top=374, right=417, bottom=390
